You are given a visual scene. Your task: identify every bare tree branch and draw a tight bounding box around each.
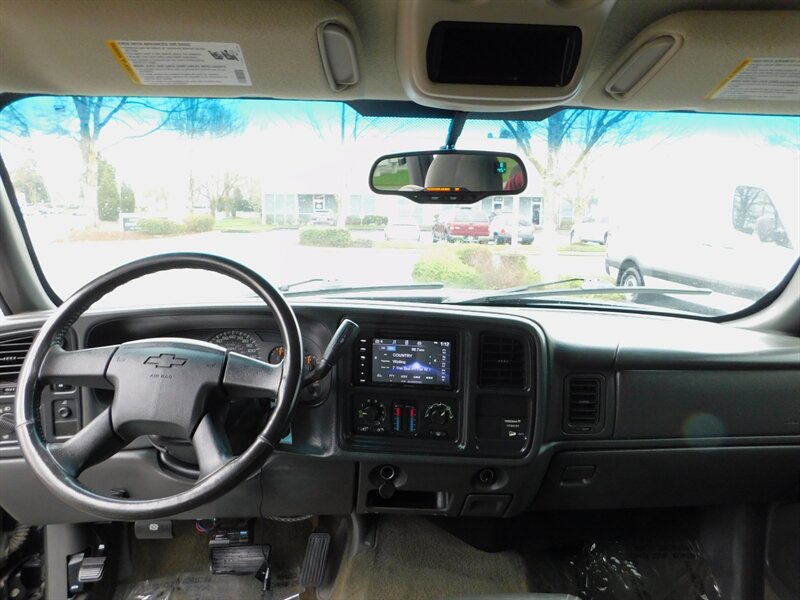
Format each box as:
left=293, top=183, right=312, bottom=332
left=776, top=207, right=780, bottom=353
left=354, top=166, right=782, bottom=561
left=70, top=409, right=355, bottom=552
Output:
left=96, top=98, right=128, bottom=134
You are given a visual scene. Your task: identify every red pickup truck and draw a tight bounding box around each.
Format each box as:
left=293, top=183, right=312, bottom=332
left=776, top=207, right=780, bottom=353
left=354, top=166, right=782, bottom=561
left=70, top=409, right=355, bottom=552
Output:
left=432, top=209, right=491, bottom=243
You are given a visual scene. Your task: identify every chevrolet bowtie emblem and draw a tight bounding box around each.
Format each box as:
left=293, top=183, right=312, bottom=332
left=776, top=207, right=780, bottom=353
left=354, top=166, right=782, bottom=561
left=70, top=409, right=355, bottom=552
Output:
left=144, top=354, right=187, bottom=368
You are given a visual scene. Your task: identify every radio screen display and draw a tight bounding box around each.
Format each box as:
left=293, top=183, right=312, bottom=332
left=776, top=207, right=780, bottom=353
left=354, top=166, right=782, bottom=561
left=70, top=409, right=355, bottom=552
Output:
left=372, top=338, right=451, bottom=386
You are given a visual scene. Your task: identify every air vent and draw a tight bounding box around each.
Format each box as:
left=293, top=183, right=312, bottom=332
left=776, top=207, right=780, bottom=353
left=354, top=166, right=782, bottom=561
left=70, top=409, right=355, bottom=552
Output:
left=479, top=334, right=525, bottom=389
left=0, top=333, right=35, bottom=382
left=564, top=375, right=604, bottom=434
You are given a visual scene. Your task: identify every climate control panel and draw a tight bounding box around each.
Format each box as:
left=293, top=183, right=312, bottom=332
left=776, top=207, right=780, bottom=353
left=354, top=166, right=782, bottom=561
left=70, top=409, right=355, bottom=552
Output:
left=352, top=395, right=458, bottom=441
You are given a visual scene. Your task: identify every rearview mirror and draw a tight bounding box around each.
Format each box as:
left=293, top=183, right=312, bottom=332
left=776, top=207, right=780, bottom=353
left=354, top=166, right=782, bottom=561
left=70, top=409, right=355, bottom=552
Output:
left=369, top=150, right=527, bottom=204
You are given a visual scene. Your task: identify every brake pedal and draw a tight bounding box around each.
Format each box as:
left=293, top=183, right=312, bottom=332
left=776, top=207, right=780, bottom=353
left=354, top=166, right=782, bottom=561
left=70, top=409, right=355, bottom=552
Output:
left=299, top=532, right=331, bottom=588
left=209, top=544, right=271, bottom=575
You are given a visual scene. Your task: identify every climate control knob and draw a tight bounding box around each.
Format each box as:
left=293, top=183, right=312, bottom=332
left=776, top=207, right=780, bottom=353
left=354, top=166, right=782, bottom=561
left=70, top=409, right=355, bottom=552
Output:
left=357, top=399, right=385, bottom=425
left=424, top=403, right=453, bottom=426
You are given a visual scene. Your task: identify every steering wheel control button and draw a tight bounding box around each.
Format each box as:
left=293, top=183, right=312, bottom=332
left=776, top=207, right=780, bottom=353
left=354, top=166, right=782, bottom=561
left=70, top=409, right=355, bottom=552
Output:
left=52, top=398, right=77, bottom=420
left=50, top=398, right=80, bottom=439
left=54, top=420, right=79, bottom=438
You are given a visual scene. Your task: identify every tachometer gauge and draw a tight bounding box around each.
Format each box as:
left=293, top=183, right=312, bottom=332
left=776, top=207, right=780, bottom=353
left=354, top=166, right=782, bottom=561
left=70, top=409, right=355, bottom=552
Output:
left=208, top=330, right=262, bottom=360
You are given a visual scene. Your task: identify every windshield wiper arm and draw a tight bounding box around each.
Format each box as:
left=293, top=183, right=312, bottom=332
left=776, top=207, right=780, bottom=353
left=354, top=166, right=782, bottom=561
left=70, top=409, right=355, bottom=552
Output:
left=447, top=285, right=713, bottom=305
left=446, top=278, right=586, bottom=303
left=278, top=278, right=331, bottom=292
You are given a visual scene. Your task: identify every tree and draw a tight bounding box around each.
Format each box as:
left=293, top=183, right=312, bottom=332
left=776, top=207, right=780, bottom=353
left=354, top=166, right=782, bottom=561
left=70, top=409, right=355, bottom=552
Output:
left=33, top=96, right=233, bottom=225
left=11, top=163, right=49, bottom=206
left=0, top=105, right=30, bottom=140
left=120, top=182, right=136, bottom=213
left=502, top=110, right=643, bottom=229
left=96, top=158, right=120, bottom=221
left=161, top=98, right=243, bottom=212
left=66, top=97, right=128, bottom=224
left=198, top=172, right=242, bottom=217
left=302, top=104, right=384, bottom=227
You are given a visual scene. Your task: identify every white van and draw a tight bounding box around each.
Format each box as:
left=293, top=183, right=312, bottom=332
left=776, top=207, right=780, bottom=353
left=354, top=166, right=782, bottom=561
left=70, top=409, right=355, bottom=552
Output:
left=605, top=149, right=799, bottom=312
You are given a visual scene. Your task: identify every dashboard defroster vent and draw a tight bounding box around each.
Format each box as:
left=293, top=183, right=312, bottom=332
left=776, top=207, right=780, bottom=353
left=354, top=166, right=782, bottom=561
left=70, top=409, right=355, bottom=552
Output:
left=564, top=375, right=604, bottom=434
left=0, top=333, right=35, bottom=382
left=479, top=334, right=525, bottom=389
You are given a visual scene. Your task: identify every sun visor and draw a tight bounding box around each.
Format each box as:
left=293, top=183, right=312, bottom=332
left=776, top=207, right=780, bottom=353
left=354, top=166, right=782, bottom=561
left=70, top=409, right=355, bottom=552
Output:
left=0, top=0, right=364, bottom=99
left=396, top=0, right=616, bottom=112
left=586, top=10, right=800, bottom=115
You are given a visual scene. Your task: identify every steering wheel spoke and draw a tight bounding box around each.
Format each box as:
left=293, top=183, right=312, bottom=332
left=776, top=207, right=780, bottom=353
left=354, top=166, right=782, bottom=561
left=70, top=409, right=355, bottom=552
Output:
left=191, top=412, right=234, bottom=479
left=222, top=352, right=283, bottom=399
left=39, top=345, right=117, bottom=390
left=49, top=409, right=126, bottom=478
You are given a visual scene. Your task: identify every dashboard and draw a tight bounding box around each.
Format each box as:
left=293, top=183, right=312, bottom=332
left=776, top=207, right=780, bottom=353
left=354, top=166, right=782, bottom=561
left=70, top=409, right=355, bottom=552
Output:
left=0, top=301, right=798, bottom=524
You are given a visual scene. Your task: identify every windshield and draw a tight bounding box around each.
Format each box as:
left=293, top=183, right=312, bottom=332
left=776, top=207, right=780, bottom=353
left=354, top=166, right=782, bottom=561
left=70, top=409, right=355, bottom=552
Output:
left=1, top=96, right=798, bottom=316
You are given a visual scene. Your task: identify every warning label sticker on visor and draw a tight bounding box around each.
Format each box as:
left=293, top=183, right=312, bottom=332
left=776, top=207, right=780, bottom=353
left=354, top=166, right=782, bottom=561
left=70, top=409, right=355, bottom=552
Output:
left=706, top=58, right=800, bottom=102
left=107, top=40, right=252, bottom=86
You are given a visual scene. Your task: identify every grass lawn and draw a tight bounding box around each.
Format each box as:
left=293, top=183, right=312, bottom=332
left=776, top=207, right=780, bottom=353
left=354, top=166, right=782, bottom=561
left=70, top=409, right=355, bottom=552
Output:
left=558, top=243, right=607, bottom=253
left=375, top=240, right=438, bottom=250
left=67, top=229, right=151, bottom=242
left=372, top=169, right=411, bottom=188
left=214, top=217, right=277, bottom=233
left=346, top=225, right=386, bottom=231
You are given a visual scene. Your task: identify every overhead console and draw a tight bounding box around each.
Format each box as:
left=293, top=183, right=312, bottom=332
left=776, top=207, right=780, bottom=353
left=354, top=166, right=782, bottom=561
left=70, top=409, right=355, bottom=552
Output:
left=396, top=0, right=616, bottom=111
left=426, top=22, right=581, bottom=88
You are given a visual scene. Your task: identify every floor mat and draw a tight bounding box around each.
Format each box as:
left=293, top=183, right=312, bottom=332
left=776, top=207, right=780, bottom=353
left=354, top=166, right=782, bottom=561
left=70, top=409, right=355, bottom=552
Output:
left=113, top=571, right=302, bottom=600
left=331, top=516, right=529, bottom=600
left=525, top=541, right=723, bottom=600
left=113, top=520, right=314, bottom=600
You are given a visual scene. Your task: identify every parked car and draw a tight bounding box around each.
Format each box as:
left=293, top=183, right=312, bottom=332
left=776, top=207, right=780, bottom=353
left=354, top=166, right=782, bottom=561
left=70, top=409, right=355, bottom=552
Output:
left=432, top=209, right=491, bottom=243
left=490, top=213, right=535, bottom=244
left=570, top=214, right=610, bottom=244
left=606, top=156, right=799, bottom=309
left=384, top=220, right=421, bottom=241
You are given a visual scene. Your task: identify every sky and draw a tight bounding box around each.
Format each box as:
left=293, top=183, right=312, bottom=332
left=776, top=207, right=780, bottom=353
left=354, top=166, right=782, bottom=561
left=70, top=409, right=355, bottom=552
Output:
left=1, top=96, right=798, bottom=218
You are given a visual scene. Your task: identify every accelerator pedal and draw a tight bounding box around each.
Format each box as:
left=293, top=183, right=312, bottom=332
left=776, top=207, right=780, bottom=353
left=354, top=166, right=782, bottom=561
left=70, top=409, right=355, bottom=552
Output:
left=209, top=544, right=271, bottom=575
left=299, top=532, right=331, bottom=588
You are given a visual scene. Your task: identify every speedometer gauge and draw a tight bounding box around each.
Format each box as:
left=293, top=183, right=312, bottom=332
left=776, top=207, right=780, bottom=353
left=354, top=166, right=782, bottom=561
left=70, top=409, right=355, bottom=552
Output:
left=208, top=330, right=262, bottom=359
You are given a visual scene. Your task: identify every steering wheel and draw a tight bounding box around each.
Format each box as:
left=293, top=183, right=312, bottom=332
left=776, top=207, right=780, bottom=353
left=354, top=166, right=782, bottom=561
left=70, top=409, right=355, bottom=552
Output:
left=15, top=253, right=304, bottom=520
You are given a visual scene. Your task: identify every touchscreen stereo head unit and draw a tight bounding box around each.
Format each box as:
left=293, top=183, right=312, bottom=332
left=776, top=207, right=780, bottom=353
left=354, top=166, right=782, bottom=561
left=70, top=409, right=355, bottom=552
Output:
left=354, top=336, right=453, bottom=388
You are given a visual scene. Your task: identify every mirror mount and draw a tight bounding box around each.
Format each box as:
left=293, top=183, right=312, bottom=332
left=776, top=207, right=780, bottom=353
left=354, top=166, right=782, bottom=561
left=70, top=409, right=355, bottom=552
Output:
left=441, top=111, right=468, bottom=150
left=369, top=149, right=527, bottom=205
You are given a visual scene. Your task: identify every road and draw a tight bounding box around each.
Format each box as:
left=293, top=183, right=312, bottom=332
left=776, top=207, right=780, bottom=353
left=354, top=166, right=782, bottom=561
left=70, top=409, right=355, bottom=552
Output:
left=28, top=228, right=607, bottom=305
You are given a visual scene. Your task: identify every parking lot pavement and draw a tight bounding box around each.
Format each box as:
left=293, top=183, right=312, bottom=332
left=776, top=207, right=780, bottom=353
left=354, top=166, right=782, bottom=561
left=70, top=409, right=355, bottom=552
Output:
left=27, top=228, right=607, bottom=304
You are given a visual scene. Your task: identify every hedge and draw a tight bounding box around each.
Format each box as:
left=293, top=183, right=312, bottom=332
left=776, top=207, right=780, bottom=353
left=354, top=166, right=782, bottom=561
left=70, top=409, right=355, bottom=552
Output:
left=361, top=215, right=388, bottom=226
left=137, top=218, right=184, bottom=236
left=299, top=227, right=352, bottom=247
left=183, top=214, right=215, bottom=233
left=412, top=250, right=484, bottom=288
left=412, top=245, right=540, bottom=289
